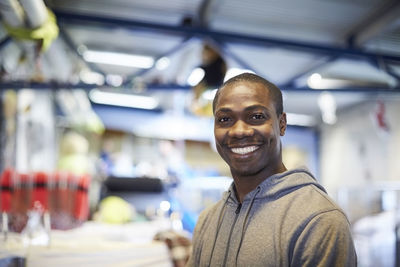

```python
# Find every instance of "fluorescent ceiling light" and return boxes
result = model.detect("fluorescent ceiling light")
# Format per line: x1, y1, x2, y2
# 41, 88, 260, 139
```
307, 73, 358, 89
307, 73, 322, 89
286, 113, 316, 127
83, 50, 154, 69
80, 70, 104, 85
106, 74, 123, 87
89, 89, 159, 110
187, 67, 205, 86
156, 57, 170, 70
318, 92, 337, 124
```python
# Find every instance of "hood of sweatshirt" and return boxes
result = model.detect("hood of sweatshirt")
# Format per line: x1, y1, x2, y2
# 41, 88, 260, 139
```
222, 167, 326, 205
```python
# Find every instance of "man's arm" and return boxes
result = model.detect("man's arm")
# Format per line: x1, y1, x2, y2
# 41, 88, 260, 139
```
291, 209, 357, 267
185, 206, 214, 267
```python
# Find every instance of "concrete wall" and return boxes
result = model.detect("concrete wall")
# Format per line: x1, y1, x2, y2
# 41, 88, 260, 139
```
319, 97, 400, 221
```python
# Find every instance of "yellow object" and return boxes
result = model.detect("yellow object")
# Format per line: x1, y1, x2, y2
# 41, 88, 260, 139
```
85, 112, 106, 135
191, 99, 213, 117
98, 196, 134, 224
57, 131, 90, 175
3, 9, 59, 51
58, 154, 90, 175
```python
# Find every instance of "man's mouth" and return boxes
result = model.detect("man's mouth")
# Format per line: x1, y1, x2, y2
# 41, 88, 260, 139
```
230, 145, 260, 155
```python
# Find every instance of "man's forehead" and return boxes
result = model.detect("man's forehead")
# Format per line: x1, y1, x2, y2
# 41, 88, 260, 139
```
214, 84, 274, 113
218, 81, 270, 101
221, 80, 269, 93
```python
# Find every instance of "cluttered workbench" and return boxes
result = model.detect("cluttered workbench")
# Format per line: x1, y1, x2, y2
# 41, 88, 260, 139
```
0, 220, 173, 267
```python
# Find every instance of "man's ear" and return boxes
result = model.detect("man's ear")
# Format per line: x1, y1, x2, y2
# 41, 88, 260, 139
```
279, 112, 287, 136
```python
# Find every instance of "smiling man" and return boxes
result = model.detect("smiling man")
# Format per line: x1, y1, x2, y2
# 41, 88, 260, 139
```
186, 73, 357, 267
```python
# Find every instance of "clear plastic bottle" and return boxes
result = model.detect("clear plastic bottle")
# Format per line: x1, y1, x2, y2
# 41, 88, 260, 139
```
21, 201, 50, 247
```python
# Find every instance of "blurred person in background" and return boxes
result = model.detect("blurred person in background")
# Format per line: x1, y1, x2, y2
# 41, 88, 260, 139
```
191, 43, 227, 116
187, 73, 357, 266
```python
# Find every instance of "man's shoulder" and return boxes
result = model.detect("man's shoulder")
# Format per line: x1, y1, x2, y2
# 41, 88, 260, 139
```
198, 199, 224, 220
283, 183, 350, 225
194, 198, 227, 230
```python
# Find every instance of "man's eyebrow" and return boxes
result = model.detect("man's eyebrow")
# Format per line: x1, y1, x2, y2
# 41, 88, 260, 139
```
215, 105, 269, 113
244, 105, 268, 112
215, 107, 232, 113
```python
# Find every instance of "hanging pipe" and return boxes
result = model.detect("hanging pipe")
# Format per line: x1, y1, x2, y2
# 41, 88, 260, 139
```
0, 0, 25, 27
19, 0, 48, 28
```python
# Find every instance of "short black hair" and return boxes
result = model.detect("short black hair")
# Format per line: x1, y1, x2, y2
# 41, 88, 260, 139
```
212, 73, 284, 115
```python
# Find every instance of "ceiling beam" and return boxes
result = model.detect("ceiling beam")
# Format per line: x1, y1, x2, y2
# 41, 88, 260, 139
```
198, 0, 219, 27
59, 27, 107, 77
346, 0, 400, 46
123, 36, 195, 86
0, 36, 11, 51
53, 9, 400, 64
211, 38, 257, 71
2, 81, 399, 93
282, 55, 340, 88
0, 81, 97, 90
368, 57, 400, 83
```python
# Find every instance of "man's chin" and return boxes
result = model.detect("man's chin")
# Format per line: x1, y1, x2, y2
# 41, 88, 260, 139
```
230, 166, 261, 177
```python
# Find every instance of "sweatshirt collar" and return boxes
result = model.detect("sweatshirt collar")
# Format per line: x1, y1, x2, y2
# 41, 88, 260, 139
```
223, 167, 324, 204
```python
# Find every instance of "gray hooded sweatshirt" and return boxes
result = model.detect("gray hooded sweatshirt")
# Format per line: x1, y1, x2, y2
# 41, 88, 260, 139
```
186, 168, 357, 267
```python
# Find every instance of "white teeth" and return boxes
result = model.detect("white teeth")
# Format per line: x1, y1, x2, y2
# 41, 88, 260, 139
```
231, 146, 259, 155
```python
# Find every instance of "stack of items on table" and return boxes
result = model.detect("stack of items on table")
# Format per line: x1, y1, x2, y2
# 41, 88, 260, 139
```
0, 168, 90, 232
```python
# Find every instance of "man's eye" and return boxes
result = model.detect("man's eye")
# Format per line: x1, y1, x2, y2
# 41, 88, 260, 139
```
251, 114, 265, 120
218, 117, 230, 123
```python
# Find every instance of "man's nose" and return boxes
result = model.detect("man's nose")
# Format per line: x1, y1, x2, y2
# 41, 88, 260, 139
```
228, 120, 253, 138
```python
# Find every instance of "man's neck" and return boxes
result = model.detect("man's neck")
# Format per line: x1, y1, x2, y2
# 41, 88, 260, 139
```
232, 163, 287, 203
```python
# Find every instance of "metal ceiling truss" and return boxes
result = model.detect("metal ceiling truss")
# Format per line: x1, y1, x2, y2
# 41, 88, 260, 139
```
215, 41, 258, 72
0, 81, 97, 90
0, 36, 11, 50
198, 0, 219, 27
345, 0, 400, 47
58, 27, 107, 77
53, 9, 400, 64
52, 9, 400, 92
122, 36, 195, 86
2, 8, 400, 91
280, 0, 400, 89
367, 57, 400, 82
2, 80, 399, 95
281, 55, 340, 88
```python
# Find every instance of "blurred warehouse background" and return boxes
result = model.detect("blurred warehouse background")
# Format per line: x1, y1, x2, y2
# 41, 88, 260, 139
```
1, 0, 400, 266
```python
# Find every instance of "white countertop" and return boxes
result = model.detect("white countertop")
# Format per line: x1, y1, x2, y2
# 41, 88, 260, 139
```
0, 220, 173, 267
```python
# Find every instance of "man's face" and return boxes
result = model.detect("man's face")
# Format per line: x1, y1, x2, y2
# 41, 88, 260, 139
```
213, 81, 286, 177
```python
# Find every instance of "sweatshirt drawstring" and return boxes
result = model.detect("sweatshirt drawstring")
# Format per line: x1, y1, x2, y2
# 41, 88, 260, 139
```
207, 190, 232, 266
235, 186, 261, 266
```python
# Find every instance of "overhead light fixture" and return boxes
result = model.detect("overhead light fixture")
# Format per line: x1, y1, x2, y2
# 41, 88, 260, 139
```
286, 113, 316, 127
80, 70, 105, 85
307, 73, 322, 89
155, 57, 170, 70
106, 74, 123, 87
89, 89, 159, 110
318, 92, 337, 124
187, 67, 205, 86
308, 73, 368, 89
83, 50, 154, 69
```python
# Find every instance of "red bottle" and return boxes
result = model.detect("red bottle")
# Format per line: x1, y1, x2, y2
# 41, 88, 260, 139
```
0, 168, 12, 214
74, 174, 90, 224
32, 172, 48, 211
1, 168, 12, 236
